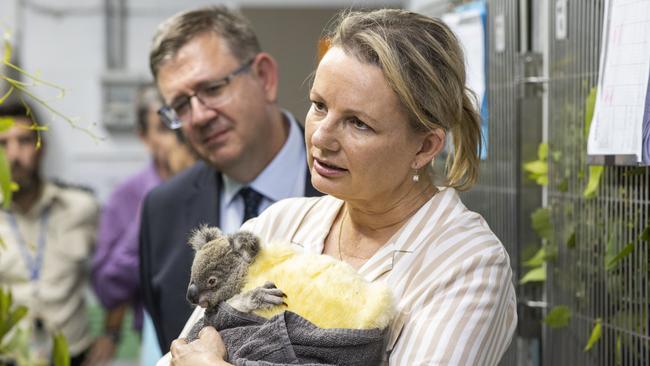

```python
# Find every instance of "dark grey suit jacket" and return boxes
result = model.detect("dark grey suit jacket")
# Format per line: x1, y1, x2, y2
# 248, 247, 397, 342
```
139, 161, 320, 352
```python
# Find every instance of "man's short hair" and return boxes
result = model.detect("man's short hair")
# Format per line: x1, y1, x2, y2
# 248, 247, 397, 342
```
0, 100, 40, 123
149, 5, 261, 79
0, 99, 43, 144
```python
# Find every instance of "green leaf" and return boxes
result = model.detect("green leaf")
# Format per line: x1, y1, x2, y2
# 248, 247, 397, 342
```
545, 243, 558, 261
551, 150, 562, 162
566, 230, 576, 248
0, 325, 30, 359
0, 289, 8, 326
0, 117, 15, 132
536, 174, 549, 186
584, 319, 602, 351
523, 246, 546, 267
606, 242, 634, 271
537, 143, 549, 160
0, 147, 12, 209
520, 265, 546, 284
52, 332, 70, 366
583, 165, 604, 198
641, 225, 650, 242
523, 160, 548, 175
531, 207, 553, 241
584, 87, 597, 139
544, 305, 572, 328
0, 304, 27, 344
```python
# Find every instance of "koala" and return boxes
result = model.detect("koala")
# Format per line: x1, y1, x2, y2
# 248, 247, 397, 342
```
185, 225, 285, 341
184, 225, 395, 343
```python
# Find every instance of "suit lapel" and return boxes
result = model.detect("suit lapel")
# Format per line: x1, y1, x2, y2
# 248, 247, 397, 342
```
183, 163, 221, 232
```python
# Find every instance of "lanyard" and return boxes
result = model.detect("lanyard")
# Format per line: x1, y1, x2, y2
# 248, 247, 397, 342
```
6, 206, 51, 282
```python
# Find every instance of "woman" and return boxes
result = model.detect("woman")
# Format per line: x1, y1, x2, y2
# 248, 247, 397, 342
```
169, 8, 517, 365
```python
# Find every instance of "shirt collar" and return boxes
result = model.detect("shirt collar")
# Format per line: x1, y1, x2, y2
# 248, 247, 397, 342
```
222, 110, 305, 205
7, 181, 59, 219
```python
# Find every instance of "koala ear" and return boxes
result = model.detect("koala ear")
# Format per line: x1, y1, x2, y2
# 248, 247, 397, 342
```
228, 231, 260, 263
188, 224, 223, 251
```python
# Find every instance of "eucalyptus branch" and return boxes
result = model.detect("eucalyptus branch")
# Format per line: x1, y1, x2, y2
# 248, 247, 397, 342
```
4, 61, 66, 97
5, 78, 104, 143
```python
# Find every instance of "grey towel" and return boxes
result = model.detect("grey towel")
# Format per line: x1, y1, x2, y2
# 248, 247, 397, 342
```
188, 302, 387, 366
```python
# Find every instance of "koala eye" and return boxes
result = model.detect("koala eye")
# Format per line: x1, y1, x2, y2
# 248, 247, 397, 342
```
208, 277, 217, 287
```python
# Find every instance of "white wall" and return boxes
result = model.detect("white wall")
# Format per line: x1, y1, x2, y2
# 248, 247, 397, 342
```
0, 0, 402, 202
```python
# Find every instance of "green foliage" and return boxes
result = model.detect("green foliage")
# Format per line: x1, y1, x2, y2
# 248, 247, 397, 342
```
583, 165, 604, 198
519, 264, 546, 284
584, 319, 602, 351
3, 37, 11, 63
1, 33, 73, 366
523, 246, 546, 268
0, 287, 71, 365
642, 224, 650, 242
544, 305, 571, 328
0, 288, 28, 346
531, 207, 553, 242
584, 87, 597, 138
606, 242, 634, 271
523, 143, 549, 186
605, 225, 649, 271
2, 31, 102, 143
0, 326, 29, 359
52, 333, 70, 366
566, 230, 576, 248
0, 117, 15, 131
0, 147, 13, 209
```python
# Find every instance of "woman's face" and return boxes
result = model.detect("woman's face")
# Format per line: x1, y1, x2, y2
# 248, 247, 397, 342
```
305, 47, 428, 204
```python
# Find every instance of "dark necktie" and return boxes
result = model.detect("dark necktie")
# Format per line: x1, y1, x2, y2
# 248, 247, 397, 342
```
239, 187, 264, 223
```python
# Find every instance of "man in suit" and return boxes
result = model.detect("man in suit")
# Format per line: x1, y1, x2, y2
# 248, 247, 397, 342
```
139, 5, 320, 354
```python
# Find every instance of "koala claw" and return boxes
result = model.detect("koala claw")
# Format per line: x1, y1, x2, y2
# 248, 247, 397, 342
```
227, 281, 286, 313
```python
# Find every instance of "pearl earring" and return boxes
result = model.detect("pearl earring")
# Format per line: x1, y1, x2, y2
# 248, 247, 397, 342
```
412, 169, 420, 182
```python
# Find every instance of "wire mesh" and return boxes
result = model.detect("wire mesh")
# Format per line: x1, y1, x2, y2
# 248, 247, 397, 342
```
463, 0, 649, 365
545, 0, 649, 365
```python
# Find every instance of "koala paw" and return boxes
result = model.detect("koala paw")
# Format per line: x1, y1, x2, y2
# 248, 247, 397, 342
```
227, 281, 286, 313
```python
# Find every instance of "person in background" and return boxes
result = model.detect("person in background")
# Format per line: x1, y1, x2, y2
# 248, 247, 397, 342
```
0, 100, 99, 366
87, 85, 196, 365
168, 8, 517, 366
139, 5, 320, 354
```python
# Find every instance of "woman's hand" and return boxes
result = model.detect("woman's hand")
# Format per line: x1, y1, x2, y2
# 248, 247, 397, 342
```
170, 327, 231, 366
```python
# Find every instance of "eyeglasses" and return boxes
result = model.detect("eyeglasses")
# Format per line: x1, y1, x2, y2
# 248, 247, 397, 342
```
158, 58, 255, 129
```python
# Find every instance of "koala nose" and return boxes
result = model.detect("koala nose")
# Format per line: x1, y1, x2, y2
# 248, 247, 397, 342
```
187, 283, 199, 304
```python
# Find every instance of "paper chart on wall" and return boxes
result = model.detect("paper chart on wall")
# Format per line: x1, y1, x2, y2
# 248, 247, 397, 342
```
587, 0, 650, 165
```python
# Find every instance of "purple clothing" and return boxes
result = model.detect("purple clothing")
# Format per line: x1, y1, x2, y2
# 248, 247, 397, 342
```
91, 162, 162, 330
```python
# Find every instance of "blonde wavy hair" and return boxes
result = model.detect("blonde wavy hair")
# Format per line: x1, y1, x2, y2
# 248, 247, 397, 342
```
328, 9, 482, 191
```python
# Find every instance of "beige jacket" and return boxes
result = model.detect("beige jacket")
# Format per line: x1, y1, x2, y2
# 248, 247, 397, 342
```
0, 181, 99, 356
